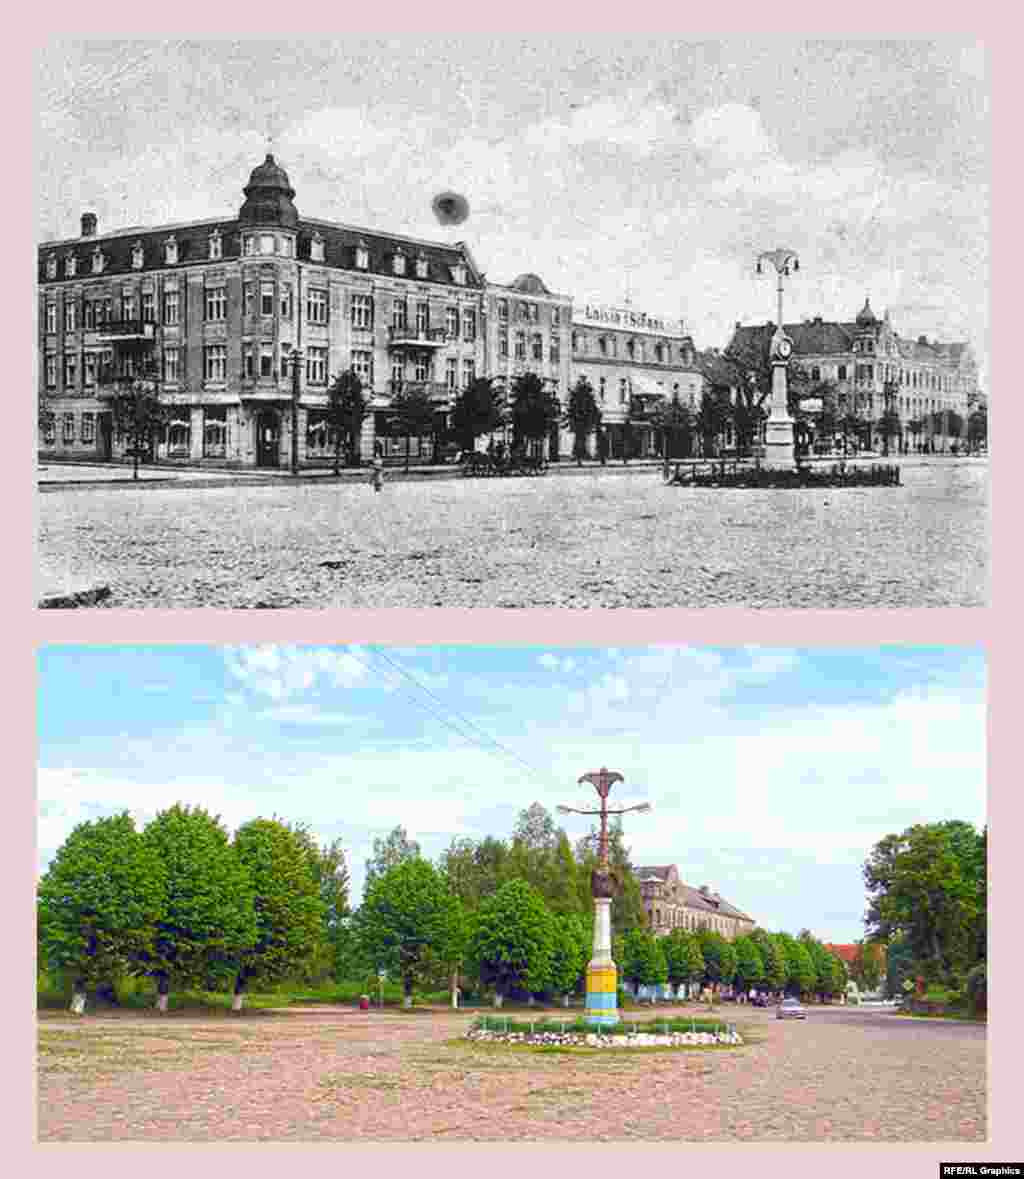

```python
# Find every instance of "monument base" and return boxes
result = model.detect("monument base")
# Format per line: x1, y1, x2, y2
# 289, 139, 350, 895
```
761, 416, 796, 470
584, 962, 619, 1026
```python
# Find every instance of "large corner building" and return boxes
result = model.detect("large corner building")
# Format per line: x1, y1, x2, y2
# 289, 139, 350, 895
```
37, 155, 576, 467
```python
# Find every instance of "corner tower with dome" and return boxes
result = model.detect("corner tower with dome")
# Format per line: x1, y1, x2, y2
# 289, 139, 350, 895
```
39, 153, 560, 468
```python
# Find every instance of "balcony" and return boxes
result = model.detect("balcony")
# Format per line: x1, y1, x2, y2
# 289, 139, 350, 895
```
389, 380, 451, 403
96, 319, 156, 343
387, 326, 448, 349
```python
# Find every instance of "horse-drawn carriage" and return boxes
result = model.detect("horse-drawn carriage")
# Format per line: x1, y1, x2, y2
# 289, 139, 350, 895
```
459, 450, 548, 478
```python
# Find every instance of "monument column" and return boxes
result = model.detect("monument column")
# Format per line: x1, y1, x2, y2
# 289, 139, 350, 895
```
558, 767, 651, 1029
755, 248, 800, 470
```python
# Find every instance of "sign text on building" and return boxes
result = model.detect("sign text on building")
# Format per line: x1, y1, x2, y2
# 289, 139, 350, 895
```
576, 304, 683, 337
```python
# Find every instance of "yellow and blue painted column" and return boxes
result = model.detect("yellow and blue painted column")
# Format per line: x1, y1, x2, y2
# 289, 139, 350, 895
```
584, 896, 619, 1026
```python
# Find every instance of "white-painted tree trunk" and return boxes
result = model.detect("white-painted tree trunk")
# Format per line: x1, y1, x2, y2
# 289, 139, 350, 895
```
70, 988, 86, 1015
527, 994, 535, 1007
562, 994, 570, 1008
403, 994, 412, 1009
232, 992, 244, 1011
493, 992, 504, 1008
156, 993, 168, 1012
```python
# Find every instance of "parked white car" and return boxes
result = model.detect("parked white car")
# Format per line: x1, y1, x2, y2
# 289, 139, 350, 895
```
776, 997, 807, 1020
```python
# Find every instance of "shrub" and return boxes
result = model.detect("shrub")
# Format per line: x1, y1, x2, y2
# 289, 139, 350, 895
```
966, 963, 987, 1015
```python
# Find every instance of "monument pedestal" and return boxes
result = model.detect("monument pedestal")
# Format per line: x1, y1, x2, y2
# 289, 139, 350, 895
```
761, 360, 796, 471
584, 896, 619, 1026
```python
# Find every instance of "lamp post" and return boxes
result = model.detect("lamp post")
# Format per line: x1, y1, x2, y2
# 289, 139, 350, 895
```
755, 248, 800, 470
557, 768, 651, 1028
288, 347, 303, 476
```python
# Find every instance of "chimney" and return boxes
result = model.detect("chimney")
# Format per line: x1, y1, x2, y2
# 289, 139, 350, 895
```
81, 212, 97, 238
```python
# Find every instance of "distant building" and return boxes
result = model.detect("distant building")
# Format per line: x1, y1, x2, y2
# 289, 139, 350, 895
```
726, 299, 979, 451
570, 305, 703, 459
634, 864, 756, 939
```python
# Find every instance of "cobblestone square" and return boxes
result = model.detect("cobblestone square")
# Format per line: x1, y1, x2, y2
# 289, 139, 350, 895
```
37, 1005, 986, 1141
37, 460, 987, 608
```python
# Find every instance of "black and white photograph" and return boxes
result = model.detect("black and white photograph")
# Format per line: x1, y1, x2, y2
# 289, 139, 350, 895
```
36, 39, 989, 607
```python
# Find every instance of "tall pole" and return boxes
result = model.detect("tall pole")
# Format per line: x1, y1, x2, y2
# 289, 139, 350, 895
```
290, 349, 302, 477
756, 248, 800, 470
558, 769, 651, 1028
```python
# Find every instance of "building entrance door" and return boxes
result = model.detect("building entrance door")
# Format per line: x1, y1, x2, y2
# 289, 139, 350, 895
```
98, 413, 113, 461
255, 411, 280, 467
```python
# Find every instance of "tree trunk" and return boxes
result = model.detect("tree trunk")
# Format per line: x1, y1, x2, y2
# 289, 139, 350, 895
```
493, 991, 504, 1008
233, 973, 246, 1011
562, 993, 570, 1008
450, 969, 460, 1010
155, 973, 169, 1012
405, 433, 410, 472
70, 979, 87, 1015
403, 975, 413, 1009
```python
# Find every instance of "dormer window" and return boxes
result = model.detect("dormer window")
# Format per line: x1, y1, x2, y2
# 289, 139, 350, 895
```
164, 235, 178, 265
415, 253, 428, 279
310, 233, 325, 263
452, 262, 466, 286
131, 242, 144, 270
281, 236, 293, 258
208, 229, 222, 260
45, 255, 57, 279
393, 249, 406, 276
65, 254, 76, 278
259, 233, 275, 256
355, 241, 369, 270
91, 246, 105, 274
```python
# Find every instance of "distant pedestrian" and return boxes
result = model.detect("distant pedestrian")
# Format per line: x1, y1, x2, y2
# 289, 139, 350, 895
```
371, 454, 384, 492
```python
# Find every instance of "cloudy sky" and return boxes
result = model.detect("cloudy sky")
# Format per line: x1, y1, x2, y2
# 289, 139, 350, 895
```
37, 644, 986, 943
36, 39, 988, 379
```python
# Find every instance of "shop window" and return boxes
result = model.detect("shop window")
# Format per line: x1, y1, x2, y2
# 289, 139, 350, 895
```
203, 407, 227, 457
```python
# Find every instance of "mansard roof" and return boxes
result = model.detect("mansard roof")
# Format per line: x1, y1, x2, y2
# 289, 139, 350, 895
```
38, 215, 483, 290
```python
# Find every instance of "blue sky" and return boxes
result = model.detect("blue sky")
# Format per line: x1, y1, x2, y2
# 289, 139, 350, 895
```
37, 40, 988, 382
37, 645, 986, 943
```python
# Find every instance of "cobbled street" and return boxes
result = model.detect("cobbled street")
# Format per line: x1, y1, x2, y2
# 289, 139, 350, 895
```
38, 460, 987, 608
37, 1005, 986, 1142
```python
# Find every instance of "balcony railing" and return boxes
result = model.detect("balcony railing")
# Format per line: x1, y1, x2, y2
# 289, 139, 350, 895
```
387, 326, 448, 348
96, 319, 156, 343
389, 380, 451, 402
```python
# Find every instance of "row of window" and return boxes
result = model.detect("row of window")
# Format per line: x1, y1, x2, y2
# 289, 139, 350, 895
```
495, 299, 561, 325
648, 905, 739, 935
45, 288, 489, 337
496, 330, 563, 364
573, 332, 693, 365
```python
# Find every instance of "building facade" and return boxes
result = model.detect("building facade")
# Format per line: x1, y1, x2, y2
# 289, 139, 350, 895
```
570, 304, 703, 459
727, 299, 979, 451
635, 864, 756, 940
38, 155, 496, 467
484, 274, 574, 456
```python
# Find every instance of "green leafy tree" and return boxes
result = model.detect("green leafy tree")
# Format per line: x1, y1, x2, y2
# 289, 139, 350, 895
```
287, 824, 351, 982
731, 935, 765, 994
563, 376, 602, 465
509, 371, 560, 455
228, 819, 326, 1007
450, 376, 504, 452
548, 913, 590, 1004
850, 940, 884, 991
750, 928, 787, 992
325, 369, 367, 471
390, 383, 436, 469
617, 928, 667, 995
864, 821, 985, 984
790, 941, 817, 997
356, 857, 463, 1006
697, 929, 736, 991
662, 929, 705, 997
696, 389, 732, 457
468, 878, 555, 1005
99, 375, 170, 481
37, 813, 167, 1012
140, 805, 258, 1007
365, 824, 421, 889
884, 936, 916, 999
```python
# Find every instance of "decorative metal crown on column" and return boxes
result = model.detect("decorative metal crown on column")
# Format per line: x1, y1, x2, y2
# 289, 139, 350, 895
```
557, 768, 651, 898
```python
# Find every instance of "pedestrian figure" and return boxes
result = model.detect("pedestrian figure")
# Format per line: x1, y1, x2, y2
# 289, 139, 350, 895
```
372, 454, 384, 493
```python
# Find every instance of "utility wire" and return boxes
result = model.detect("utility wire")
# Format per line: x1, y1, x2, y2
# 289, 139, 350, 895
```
343, 645, 560, 794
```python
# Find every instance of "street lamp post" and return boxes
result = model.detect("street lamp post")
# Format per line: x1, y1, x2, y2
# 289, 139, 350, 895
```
557, 768, 651, 1028
288, 348, 303, 477
755, 248, 800, 470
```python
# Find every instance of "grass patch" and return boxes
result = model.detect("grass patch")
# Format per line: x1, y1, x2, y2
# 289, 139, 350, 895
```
470, 1015, 734, 1036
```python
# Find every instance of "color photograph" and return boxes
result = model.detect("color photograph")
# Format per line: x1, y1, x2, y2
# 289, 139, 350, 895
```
36, 644, 987, 1141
